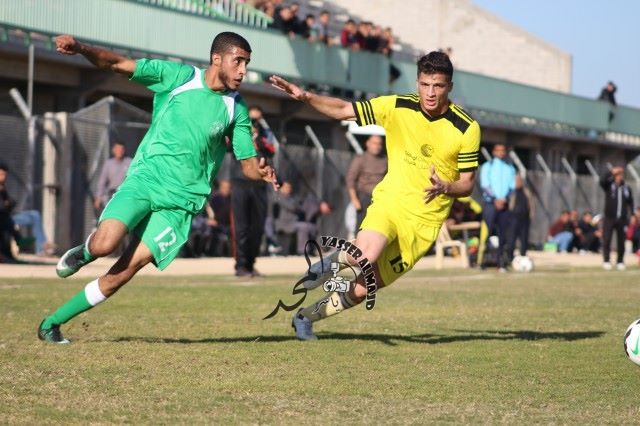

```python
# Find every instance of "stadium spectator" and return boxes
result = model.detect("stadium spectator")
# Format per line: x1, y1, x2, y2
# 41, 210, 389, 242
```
346, 134, 387, 229
600, 166, 634, 270
184, 180, 232, 258
270, 5, 297, 37
576, 211, 601, 253
479, 143, 516, 270
568, 209, 581, 252
231, 106, 276, 277
446, 196, 482, 228
508, 174, 533, 257
289, 2, 302, 33
0, 163, 54, 257
94, 141, 132, 213
378, 27, 402, 83
317, 10, 332, 45
598, 81, 617, 122
299, 14, 318, 41
39, 33, 278, 344
548, 210, 574, 253
273, 181, 311, 255
0, 164, 18, 262
629, 207, 640, 253
204, 179, 233, 257
340, 19, 359, 50
270, 51, 480, 340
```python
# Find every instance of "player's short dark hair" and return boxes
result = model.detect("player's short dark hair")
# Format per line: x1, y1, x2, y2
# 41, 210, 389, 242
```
210, 32, 252, 64
0, 162, 7, 172
417, 51, 453, 81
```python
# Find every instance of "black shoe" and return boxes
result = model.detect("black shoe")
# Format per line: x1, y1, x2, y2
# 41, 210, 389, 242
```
251, 268, 265, 278
235, 267, 252, 278
38, 319, 70, 344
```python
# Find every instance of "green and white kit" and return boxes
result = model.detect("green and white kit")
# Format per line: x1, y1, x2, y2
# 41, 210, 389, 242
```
101, 59, 256, 269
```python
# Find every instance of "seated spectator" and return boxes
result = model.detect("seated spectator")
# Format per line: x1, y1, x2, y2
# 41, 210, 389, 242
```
208, 179, 232, 256
0, 163, 54, 257
445, 197, 482, 228
0, 167, 17, 262
568, 209, 580, 252
576, 211, 601, 253
548, 210, 574, 253
273, 181, 330, 255
184, 180, 232, 257
629, 207, 640, 253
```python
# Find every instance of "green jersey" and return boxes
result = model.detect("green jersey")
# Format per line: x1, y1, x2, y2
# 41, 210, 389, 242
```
128, 59, 256, 213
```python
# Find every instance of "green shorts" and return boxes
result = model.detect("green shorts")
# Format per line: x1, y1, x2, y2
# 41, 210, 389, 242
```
100, 178, 193, 270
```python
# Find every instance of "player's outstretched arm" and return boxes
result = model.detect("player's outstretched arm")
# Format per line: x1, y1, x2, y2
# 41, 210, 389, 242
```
269, 75, 355, 121
424, 166, 476, 204
240, 157, 280, 191
55, 35, 136, 76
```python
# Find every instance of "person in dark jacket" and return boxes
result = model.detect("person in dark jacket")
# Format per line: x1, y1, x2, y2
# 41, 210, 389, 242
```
509, 174, 533, 257
600, 166, 634, 270
231, 107, 276, 277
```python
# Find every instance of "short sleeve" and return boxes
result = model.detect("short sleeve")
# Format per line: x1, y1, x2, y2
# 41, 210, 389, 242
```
457, 121, 481, 172
351, 95, 396, 128
229, 97, 257, 161
130, 59, 195, 93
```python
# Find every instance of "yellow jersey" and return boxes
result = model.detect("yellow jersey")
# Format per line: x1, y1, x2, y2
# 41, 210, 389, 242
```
352, 95, 481, 226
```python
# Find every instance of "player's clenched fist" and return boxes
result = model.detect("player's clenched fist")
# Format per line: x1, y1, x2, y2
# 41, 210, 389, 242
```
55, 35, 81, 55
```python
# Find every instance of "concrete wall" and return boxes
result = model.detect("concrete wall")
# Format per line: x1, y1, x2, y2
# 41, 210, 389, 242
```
337, 0, 572, 93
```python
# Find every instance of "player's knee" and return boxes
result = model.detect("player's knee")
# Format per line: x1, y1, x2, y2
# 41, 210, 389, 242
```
88, 232, 119, 257
350, 283, 368, 301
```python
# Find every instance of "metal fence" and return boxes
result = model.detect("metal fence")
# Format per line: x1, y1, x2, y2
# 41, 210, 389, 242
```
3, 95, 638, 254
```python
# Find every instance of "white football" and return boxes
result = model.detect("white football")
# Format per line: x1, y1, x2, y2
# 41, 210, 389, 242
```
624, 319, 640, 366
512, 255, 534, 272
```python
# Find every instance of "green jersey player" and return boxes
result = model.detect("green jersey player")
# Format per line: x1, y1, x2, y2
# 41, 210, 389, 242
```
38, 32, 278, 344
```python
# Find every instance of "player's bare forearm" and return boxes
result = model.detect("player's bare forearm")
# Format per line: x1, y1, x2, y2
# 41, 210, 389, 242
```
304, 92, 355, 120
443, 176, 475, 198
240, 157, 280, 190
269, 75, 355, 120
55, 35, 135, 75
424, 168, 476, 203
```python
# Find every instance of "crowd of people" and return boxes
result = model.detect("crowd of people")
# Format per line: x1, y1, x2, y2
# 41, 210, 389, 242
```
253, 0, 397, 58
474, 143, 637, 272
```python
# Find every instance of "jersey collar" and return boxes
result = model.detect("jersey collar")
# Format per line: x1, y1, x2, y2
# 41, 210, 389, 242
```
420, 102, 452, 122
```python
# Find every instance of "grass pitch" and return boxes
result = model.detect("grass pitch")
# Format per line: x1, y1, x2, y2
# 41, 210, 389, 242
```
2, 266, 640, 424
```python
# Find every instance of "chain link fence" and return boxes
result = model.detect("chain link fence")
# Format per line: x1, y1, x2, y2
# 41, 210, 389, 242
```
3, 95, 638, 254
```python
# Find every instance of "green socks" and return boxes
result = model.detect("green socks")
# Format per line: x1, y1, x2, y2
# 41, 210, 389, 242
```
43, 280, 106, 328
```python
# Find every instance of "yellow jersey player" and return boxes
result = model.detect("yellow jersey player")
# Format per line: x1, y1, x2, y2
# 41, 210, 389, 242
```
270, 51, 481, 340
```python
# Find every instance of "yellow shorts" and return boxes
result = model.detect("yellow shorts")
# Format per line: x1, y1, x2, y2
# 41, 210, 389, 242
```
360, 200, 440, 287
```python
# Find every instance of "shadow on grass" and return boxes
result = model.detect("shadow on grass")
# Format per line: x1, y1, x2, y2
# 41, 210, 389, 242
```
111, 329, 604, 346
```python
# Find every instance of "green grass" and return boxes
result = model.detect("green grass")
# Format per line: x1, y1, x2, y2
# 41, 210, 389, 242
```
2, 267, 640, 424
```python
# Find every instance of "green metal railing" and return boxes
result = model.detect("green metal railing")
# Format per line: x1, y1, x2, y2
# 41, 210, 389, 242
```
129, 0, 273, 28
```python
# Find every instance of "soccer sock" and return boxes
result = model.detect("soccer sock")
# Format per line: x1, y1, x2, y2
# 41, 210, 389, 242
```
83, 233, 96, 262
43, 279, 107, 328
299, 291, 359, 322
